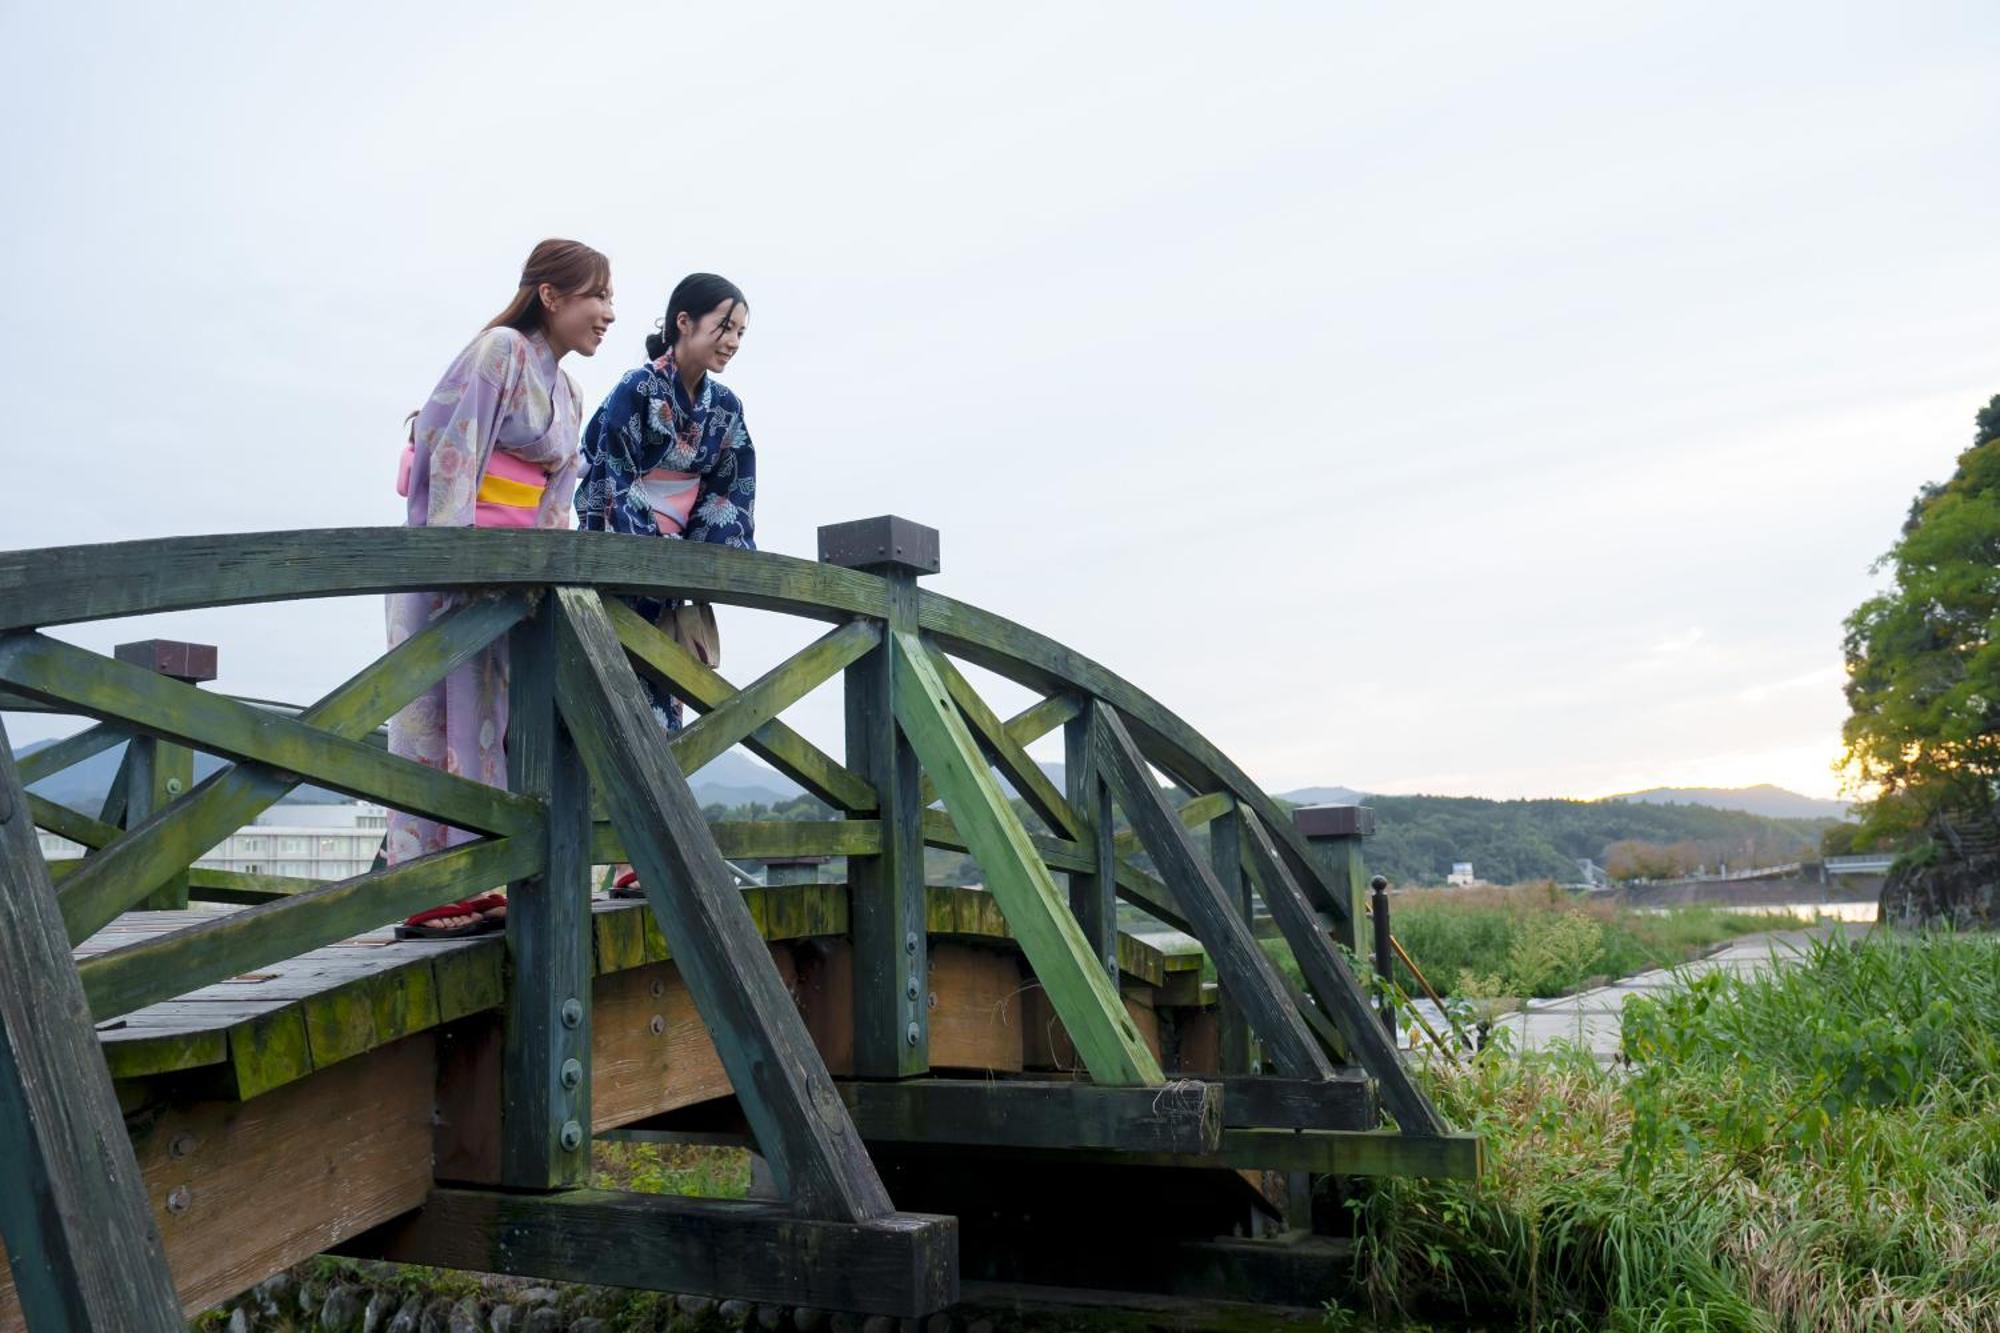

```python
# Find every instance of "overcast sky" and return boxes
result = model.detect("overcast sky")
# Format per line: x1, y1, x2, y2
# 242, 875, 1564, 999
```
4, 2, 1995, 801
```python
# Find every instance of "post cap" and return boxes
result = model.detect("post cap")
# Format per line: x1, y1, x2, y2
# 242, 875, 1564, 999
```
115, 639, 217, 683
816, 516, 941, 576
1293, 804, 1375, 840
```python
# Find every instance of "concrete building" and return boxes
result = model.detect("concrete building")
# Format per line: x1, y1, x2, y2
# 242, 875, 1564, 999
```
38, 802, 388, 880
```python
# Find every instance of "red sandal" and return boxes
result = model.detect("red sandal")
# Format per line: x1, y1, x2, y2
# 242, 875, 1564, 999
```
609, 869, 645, 901
395, 891, 508, 940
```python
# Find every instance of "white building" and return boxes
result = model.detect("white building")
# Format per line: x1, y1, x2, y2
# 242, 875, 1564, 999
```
1446, 861, 1477, 887
38, 802, 388, 881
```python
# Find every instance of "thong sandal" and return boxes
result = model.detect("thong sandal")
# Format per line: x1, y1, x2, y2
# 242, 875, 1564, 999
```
396, 891, 508, 940
608, 869, 645, 901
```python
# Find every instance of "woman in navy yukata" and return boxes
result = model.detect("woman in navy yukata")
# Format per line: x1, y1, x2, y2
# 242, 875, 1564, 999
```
573, 273, 755, 894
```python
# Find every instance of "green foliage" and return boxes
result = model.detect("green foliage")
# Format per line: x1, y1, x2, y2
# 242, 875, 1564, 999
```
1843, 393, 2000, 842
1354, 793, 1830, 886
591, 1140, 751, 1199
699, 793, 835, 823
1390, 884, 1799, 999
1346, 931, 2000, 1331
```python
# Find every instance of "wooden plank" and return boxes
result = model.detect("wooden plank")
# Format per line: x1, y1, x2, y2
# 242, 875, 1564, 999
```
0, 720, 183, 1330
592, 818, 882, 865
1238, 809, 1445, 1135
25, 792, 115, 850
55, 595, 530, 943
1216, 1074, 1377, 1130
1094, 708, 1333, 1083
673, 620, 879, 776
1211, 808, 1254, 1076
1063, 699, 1117, 978
552, 585, 893, 1222
0, 630, 540, 840
15, 722, 125, 785
913, 592, 1353, 925
890, 632, 1161, 1088
0, 528, 891, 633
342, 1187, 958, 1318
839, 1078, 1221, 1153
0, 1031, 437, 1328
917, 693, 1079, 809
928, 650, 1081, 841
182, 866, 318, 903
606, 596, 878, 813
502, 604, 594, 1189
76, 836, 538, 1020
1112, 790, 1234, 858
844, 569, 927, 1078
130, 735, 194, 911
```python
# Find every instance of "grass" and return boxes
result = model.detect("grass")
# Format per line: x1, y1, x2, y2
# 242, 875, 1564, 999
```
591, 1139, 753, 1199
1382, 883, 1807, 1001
1329, 929, 2000, 1331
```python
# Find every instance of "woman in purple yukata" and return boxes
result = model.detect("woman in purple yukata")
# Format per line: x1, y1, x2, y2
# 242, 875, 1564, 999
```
573, 273, 755, 894
387, 239, 615, 938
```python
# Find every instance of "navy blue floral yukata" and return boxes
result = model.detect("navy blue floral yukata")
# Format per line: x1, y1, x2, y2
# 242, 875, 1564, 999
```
575, 351, 756, 730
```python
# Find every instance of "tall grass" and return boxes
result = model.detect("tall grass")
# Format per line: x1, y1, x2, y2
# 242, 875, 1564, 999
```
1335, 931, 2000, 1331
1387, 884, 1804, 1000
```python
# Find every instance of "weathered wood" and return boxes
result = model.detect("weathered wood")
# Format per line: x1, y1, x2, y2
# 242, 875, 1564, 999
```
76, 837, 538, 1020
343, 1187, 958, 1317
0, 630, 540, 840
917, 692, 1081, 809
55, 595, 531, 943
125, 736, 194, 911
1112, 789, 1235, 858
911, 592, 1350, 917
1004, 1129, 1481, 1179
1094, 708, 1332, 1083
502, 604, 594, 1190
15, 722, 125, 786
26, 792, 115, 851
1216, 1074, 1377, 1130
1210, 808, 1254, 1076
1238, 809, 1445, 1135
844, 581, 927, 1078
890, 631, 1161, 1088
839, 1078, 1221, 1153
606, 596, 878, 813
674, 620, 880, 776
0, 720, 183, 1330
1063, 699, 1117, 977
552, 585, 893, 1221
928, 650, 1081, 841
591, 818, 882, 866
0, 528, 891, 632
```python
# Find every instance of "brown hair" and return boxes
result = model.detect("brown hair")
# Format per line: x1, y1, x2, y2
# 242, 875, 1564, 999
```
485, 239, 611, 335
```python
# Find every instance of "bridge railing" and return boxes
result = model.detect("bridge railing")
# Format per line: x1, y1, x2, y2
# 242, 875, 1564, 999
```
0, 518, 1450, 1327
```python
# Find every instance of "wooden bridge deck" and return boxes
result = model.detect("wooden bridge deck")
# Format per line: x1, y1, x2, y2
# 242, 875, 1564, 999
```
3, 885, 1219, 1328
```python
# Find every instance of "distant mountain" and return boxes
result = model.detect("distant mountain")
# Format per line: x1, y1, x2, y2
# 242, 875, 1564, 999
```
1277, 785, 1367, 808
689, 750, 805, 809
1605, 784, 1850, 821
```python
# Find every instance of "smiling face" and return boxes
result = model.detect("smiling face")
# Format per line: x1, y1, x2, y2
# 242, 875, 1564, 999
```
673, 298, 748, 377
541, 277, 616, 358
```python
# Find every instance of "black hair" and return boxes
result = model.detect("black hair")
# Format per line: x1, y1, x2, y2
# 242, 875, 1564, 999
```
645, 272, 748, 360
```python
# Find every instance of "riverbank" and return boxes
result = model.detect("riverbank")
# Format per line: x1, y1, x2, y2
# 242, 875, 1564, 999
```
1337, 928, 2000, 1331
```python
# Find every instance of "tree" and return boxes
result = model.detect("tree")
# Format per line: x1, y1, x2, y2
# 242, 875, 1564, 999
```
1842, 394, 2000, 845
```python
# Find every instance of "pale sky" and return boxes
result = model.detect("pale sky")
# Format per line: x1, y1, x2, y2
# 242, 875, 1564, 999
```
4, 2, 1996, 801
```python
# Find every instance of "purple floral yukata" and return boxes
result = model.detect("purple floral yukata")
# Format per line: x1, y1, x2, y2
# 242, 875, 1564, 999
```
384, 328, 580, 866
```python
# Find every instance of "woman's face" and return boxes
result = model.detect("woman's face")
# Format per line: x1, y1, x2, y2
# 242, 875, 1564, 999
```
543, 278, 615, 357
675, 299, 748, 377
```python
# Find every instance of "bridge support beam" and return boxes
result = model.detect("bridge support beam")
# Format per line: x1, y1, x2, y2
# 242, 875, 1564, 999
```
344, 1189, 958, 1319
0, 720, 184, 1331
823, 516, 936, 1079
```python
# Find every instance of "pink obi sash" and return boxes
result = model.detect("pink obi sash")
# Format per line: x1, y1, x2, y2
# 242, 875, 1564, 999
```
631, 467, 701, 535
397, 446, 548, 528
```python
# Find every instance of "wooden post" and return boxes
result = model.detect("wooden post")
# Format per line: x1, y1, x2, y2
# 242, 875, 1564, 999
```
116, 639, 215, 912
1211, 807, 1258, 1075
1371, 875, 1395, 1040
1064, 700, 1118, 980
502, 601, 594, 1189
821, 517, 938, 1080
0, 718, 185, 1330
1292, 805, 1374, 958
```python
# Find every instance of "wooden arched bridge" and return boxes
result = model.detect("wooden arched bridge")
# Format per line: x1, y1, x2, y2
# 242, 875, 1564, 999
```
0, 519, 1480, 1328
